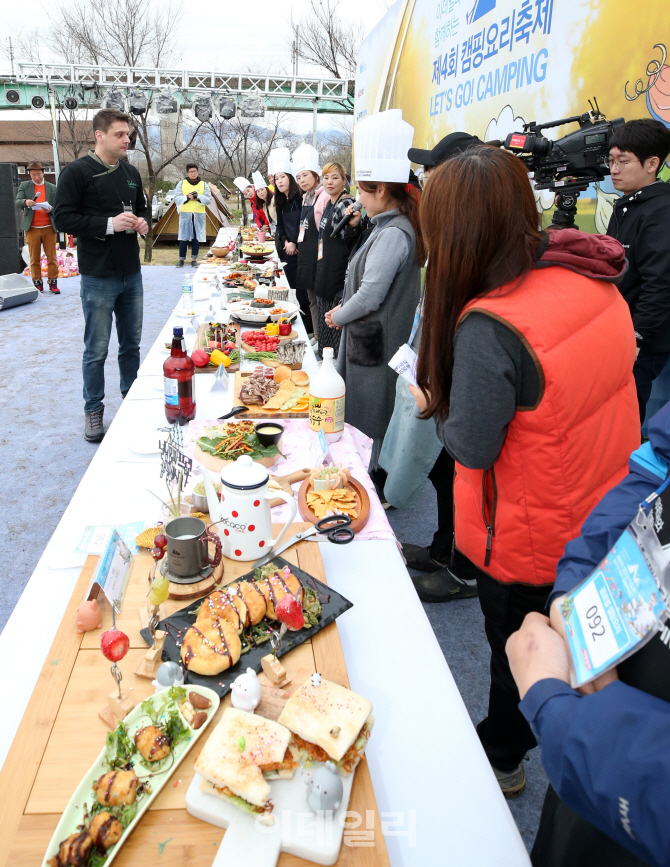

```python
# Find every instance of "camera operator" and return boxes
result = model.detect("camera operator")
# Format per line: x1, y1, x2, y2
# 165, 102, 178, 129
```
507, 399, 670, 867
606, 119, 670, 422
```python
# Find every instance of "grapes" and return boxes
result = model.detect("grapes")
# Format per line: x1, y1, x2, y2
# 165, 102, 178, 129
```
149, 574, 170, 605
154, 533, 168, 549
152, 546, 165, 561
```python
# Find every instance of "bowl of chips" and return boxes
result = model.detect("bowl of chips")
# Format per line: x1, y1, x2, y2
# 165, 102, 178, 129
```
297, 476, 371, 533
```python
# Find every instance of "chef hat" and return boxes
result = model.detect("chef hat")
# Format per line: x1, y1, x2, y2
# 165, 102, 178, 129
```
291, 143, 321, 177
233, 176, 252, 194
267, 147, 293, 177
354, 109, 414, 183
251, 170, 267, 190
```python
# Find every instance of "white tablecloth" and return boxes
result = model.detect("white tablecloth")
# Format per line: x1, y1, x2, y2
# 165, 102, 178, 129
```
0, 274, 530, 866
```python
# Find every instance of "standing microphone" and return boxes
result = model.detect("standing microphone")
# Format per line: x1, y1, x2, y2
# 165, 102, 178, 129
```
331, 201, 362, 238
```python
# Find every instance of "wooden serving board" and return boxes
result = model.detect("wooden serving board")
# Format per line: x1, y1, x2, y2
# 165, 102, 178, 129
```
233, 371, 310, 418
298, 477, 371, 534
0, 527, 389, 867
240, 329, 298, 354
194, 322, 240, 374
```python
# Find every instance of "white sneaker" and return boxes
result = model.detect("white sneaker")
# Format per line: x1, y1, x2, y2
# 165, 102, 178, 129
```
310, 337, 318, 347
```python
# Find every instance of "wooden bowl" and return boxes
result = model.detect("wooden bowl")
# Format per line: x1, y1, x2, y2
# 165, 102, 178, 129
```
211, 246, 229, 258
297, 476, 371, 534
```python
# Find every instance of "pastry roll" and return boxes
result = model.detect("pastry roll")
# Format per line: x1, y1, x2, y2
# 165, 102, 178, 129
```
226, 580, 268, 626
197, 590, 247, 634
259, 569, 303, 620
181, 617, 242, 675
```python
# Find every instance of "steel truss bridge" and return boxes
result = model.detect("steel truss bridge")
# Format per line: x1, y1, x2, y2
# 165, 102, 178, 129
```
0, 62, 354, 115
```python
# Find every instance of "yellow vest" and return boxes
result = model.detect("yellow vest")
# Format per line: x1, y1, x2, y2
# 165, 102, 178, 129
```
180, 179, 206, 212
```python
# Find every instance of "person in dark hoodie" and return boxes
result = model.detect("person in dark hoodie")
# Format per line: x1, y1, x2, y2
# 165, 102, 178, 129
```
409, 146, 641, 799
606, 119, 670, 422
507, 399, 670, 867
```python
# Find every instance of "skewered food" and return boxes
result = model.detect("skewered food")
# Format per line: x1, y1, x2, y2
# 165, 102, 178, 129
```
258, 565, 304, 620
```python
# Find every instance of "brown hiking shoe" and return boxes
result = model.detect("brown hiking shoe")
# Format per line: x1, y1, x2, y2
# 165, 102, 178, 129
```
84, 408, 105, 442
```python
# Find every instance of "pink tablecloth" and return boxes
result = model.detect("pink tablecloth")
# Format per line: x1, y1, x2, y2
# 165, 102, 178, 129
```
185, 418, 396, 542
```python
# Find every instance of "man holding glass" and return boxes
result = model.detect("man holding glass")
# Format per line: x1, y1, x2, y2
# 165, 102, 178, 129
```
606, 119, 670, 421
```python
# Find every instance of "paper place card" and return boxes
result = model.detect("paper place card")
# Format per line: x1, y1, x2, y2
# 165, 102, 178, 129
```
388, 343, 418, 387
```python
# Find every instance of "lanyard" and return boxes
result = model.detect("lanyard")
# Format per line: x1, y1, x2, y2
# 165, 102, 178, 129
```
319, 194, 345, 241
349, 215, 394, 264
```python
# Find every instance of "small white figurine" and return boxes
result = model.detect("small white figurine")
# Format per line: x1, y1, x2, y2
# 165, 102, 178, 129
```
311, 672, 322, 688
231, 667, 262, 712
306, 761, 343, 813
153, 661, 185, 691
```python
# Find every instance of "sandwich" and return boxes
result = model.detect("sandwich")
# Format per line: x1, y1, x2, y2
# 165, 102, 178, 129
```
278, 678, 374, 776
194, 707, 298, 824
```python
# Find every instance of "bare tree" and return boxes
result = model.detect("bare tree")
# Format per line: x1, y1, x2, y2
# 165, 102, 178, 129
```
288, 0, 364, 80
34, 0, 207, 261
196, 114, 298, 223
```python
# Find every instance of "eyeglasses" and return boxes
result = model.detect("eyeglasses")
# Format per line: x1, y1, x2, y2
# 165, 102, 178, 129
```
607, 157, 640, 170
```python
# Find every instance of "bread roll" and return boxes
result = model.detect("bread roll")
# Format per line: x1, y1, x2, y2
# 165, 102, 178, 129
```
197, 590, 247, 634
259, 569, 303, 619
273, 365, 292, 383
226, 580, 267, 626
181, 617, 242, 675
291, 370, 309, 387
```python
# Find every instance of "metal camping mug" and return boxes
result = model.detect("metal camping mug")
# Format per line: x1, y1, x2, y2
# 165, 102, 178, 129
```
165, 516, 222, 577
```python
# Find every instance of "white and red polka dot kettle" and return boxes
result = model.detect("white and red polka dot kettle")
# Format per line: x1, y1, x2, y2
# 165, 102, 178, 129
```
218, 455, 297, 561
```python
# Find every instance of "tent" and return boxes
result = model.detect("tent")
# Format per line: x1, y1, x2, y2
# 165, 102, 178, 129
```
152, 184, 232, 244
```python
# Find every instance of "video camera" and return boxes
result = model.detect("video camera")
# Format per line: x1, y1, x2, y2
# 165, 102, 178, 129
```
503, 100, 625, 228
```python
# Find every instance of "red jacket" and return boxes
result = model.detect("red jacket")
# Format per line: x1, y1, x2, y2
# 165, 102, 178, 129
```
250, 196, 269, 230
453, 230, 641, 586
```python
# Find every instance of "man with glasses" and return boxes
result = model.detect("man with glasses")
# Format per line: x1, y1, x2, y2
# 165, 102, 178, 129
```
606, 119, 670, 422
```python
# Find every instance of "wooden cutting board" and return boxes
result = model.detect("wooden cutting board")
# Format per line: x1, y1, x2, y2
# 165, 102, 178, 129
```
193, 321, 240, 374
233, 371, 310, 418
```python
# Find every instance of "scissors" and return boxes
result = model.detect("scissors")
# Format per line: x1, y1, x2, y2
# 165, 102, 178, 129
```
253, 514, 354, 567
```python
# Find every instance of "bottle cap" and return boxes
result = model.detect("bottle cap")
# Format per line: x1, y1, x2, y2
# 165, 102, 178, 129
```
322, 347, 334, 358
173, 327, 184, 337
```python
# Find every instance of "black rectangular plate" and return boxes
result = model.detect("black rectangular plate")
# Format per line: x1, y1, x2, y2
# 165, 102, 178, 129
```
140, 556, 353, 697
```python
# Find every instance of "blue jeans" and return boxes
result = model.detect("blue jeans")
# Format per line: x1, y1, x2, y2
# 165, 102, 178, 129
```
179, 238, 200, 259
80, 270, 143, 413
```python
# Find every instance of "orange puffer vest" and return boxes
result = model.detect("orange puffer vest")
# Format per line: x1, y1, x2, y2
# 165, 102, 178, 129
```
453, 265, 640, 586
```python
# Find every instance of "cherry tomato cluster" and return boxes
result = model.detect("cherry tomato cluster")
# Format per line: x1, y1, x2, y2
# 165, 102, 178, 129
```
242, 330, 280, 352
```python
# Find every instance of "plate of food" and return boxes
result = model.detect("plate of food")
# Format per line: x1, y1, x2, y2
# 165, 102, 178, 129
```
230, 301, 299, 325
240, 244, 275, 257
185, 679, 374, 864
298, 464, 371, 533
237, 367, 310, 415
140, 558, 353, 698
42, 685, 219, 867
194, 419, 284, 473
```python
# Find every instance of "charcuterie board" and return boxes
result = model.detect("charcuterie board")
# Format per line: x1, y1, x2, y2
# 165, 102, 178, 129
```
233, 372, 310, 418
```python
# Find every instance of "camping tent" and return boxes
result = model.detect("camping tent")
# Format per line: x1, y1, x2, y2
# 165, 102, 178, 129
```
152, 183, 232, 244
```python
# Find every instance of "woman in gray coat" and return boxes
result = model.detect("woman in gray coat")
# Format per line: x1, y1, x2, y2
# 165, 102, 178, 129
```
325, 181, 425, 478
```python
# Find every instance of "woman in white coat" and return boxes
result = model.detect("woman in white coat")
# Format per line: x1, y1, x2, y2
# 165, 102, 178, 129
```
174, 162, 212, 267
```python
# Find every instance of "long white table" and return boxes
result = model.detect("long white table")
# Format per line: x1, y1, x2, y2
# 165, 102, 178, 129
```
0, 270, 531, 866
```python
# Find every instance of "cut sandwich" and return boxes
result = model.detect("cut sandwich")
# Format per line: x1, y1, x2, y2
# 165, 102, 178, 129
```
194, 707, 296, 824
278, 678, 374, 776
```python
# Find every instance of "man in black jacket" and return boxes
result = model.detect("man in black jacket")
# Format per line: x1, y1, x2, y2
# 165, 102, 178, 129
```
606, 119, 670, 422
54, 109, 148, 442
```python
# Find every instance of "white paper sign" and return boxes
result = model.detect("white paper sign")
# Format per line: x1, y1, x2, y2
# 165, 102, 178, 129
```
86, 530, 134, 612
388, 343, 418, 387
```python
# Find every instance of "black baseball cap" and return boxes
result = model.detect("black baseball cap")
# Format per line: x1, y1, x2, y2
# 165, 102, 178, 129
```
408, 132, 482, 167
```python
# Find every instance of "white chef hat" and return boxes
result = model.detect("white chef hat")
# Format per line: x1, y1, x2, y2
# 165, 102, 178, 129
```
251, 170, 267, 190
354, 109, 414, 183
233, 176, 252, 193
291, 143, 321, 177
267, 147, 293, 177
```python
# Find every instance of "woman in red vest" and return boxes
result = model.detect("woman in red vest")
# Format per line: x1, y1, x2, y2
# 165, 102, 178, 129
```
410, 146, 640, 798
